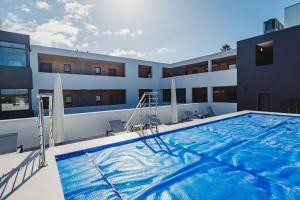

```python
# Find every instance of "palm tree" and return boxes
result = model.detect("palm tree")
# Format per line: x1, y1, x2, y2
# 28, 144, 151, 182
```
220, 44, 231, 52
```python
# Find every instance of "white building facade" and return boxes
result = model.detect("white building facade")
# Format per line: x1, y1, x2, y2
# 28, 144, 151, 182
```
30, 45, 237, 116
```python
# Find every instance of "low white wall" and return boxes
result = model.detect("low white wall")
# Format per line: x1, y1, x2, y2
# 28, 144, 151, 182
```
0, 103, 236, 150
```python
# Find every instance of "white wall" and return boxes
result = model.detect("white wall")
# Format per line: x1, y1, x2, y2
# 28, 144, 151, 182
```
30, 46, 237, 116
30, 45, 168, 115
285, 3, 300, 28
159, 49, 237, 112
0, 103, 236, 150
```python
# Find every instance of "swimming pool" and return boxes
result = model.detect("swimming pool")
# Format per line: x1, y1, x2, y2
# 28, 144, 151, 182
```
56, 113, 300, 199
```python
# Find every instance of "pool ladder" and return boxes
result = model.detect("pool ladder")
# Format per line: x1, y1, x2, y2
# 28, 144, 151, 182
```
125, 92, 159, 133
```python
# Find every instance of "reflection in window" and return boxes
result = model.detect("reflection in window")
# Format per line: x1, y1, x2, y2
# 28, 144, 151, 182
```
95, 67, 101, 75
256, 41, 273, 66
213, 86, 237, 103
0, 41, 27, 67
162, 88, 186, 104
39, 62, 53, 72
96, 95, 101, 102
0, 89, 29, 111
138, 65, 152, 78
192, 87, 207, 103
109, 68, 117, 76
64, 64, 72, 73
65, 96, 73, 104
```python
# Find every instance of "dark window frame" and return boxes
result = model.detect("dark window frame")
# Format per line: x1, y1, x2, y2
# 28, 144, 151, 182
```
0, 89, 30, 112
162, 88, 186, 104
213, 86, 237, 103
0, 41, 28, 68
95, 67, 101, 75
109, 68, 117, 76
256, 41, 273, 66
138, 65, 152, 78
192, 87, 208, 103
64, 64, 72, 73
65, 96, 73, 104
39, 62, 53, 72
95, 95, 101, 102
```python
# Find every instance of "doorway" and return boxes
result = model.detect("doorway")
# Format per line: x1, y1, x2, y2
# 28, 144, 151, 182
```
258, 93, 272, 111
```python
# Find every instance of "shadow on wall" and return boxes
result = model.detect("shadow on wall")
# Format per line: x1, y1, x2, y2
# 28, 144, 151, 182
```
0, 151, 42, 200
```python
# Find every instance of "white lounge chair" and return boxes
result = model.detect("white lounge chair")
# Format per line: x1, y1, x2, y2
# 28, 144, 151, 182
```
106, 120, 126, 136
182, 111, 204, 122
206, 106, 215, 117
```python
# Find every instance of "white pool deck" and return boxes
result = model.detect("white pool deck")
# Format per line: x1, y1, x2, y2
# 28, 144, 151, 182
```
0, 110, 296, 200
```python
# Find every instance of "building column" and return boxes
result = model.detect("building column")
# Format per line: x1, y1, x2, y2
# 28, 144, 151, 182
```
207, 86, 213, 104
186, 87, 192, 103
208, 60, 212, 72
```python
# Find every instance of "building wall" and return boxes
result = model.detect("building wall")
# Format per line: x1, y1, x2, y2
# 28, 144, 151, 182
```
0, 31, 33, 119
237, 25, 300, 113
38, 53, 125, 76
30, 45, 167, 115
285, 3, 300, 28
160, 49, 237, 112
30, 46, 237, 116
0, 103, 205, 149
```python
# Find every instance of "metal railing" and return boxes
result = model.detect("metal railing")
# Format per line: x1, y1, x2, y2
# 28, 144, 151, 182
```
37, 93, 53, 167
125, 92, 158, 132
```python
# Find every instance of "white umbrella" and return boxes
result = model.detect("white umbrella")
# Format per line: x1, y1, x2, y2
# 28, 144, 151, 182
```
53, 73, 64, 144
171, 78, 178, 124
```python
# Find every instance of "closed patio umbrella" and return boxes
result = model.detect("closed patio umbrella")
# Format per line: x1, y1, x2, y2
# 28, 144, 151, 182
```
171, 78, 178, 124
53, 73, 64, 145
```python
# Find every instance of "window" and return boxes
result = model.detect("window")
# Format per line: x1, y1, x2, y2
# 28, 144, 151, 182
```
162, 67, 172, 78
138, 65, 152, 78
162, 88, 186, 104
192, 69, 198, 74
0, 89, 29, 111
0, 41, 27, 67
95, 95, 101, 102
192, 88, 207, 103
39, 62, 52, 72
256, 41, 273, 66
109, 68, 117, 76
65, 96, 73, 104
258, 93, 272, 111
213, 86, 237, 103
95, 67, 101, 75
64, 64, 71, 73
109, 95, 118, 105
139, 89, 152, 100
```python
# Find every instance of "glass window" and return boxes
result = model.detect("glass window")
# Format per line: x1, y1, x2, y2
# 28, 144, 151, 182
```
162, 88, 186, 104
95, 67, 101, 75
192, 87, 207, 102
0, 41, 27, 67
109, 68, 117, 76
64, 64, 71, 73
138, 65, 152, 78
213, 86, 237, 103
0, 89, 29, 111
256, 41, 273, 66
65, 96, 73, 104
39, 62, 53, 72
96, 95, 101, 102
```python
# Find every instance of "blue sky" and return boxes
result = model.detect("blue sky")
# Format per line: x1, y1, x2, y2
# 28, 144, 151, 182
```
0, 0, 299, 63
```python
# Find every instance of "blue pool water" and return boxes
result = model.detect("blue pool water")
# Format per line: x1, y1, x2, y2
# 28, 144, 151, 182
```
56, 113, 300, 199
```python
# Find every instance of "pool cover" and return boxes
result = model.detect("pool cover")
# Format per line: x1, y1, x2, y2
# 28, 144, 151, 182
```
56, 113, 300, 199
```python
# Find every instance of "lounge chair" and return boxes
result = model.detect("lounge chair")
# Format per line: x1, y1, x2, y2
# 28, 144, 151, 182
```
106, 120, 126, 136
206, 106, 215, 117
182, 111, 205, 122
